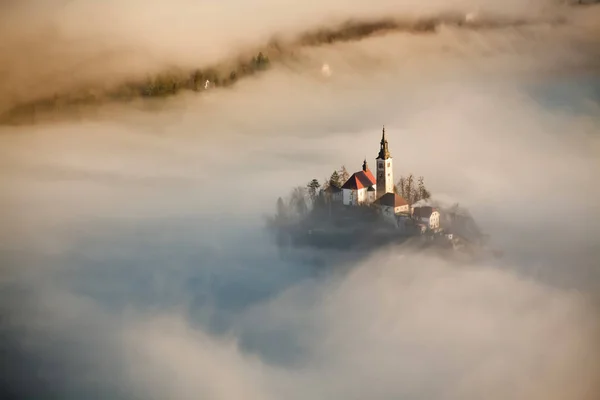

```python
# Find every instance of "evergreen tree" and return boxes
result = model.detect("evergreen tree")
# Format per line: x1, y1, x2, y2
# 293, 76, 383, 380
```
307, 179, 321, 202
329, 170, 342, 187
252, 52, 270, 70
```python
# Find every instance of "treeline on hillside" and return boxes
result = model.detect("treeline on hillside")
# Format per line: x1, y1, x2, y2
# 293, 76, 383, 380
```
135, 52, 270, 97
4, 13, 558, 125
2, 52, 271, 123
268, 166, 433, 227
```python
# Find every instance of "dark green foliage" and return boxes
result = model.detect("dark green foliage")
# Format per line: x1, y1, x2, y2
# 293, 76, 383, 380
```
307, 179, 321, 201
329, 170, 342, 187
251, 52, 270, 71
298, 20, 398, 46
15, 51, 273, 117
191, 70, 204, 91
122, 51, 271, 99
1, 49, 276, 123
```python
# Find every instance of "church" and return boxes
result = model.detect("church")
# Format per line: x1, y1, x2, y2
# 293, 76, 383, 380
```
339, 127, 409, 214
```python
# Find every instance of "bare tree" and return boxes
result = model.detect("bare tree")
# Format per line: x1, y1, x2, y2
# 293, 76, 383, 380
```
397, 174, 431, 203
338, 165, 350, 183
405, 174, 415, 205
397, 176, 406, 198
418, 176, 430, 201
322, 176, 330, 191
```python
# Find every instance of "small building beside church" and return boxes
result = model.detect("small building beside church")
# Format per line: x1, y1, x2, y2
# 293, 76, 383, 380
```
412, 206, 441, 230
373, 193, 410, 224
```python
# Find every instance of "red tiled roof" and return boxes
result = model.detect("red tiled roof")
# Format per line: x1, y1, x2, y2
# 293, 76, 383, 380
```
341, 169, 376, 190
374, 193, 408, 207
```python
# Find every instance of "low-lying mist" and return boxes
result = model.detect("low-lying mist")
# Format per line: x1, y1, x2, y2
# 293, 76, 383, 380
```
1, 0, 600, 399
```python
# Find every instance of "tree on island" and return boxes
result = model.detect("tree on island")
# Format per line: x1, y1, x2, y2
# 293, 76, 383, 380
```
307, 179, 321, 202
396, 176, 405, 197
329, 170, 342, 188
396, 174, 431, 205
405, 175, 415, 204
417, 176, 431, 201
252, 52, 270, 71
290, 186, 308, 216
338, 166, 350, 183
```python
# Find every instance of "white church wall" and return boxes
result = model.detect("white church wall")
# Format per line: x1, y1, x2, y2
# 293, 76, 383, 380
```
394, 204, 409, 214
357, 188, 367, 204
430, 211, 440, 229
343, 188, 365, 206
343, 189, 351, 206
367, 191, 375, 203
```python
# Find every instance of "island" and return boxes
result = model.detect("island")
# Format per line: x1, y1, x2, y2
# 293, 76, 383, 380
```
266, 127, 500, 261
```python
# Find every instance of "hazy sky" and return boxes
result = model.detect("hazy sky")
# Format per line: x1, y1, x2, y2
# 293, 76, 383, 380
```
1, 1, 599, 399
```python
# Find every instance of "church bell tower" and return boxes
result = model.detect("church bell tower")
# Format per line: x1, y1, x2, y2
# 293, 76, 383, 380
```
376, 126, 394, 198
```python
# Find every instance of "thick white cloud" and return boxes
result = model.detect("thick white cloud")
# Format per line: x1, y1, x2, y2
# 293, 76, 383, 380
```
119, 251, 600, 400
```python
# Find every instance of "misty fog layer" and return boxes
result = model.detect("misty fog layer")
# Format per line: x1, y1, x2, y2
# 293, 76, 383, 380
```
1, 1, 600, 400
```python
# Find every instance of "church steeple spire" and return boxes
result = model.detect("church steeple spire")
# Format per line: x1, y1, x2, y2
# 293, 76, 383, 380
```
377, 125, 391, 160
375, 125, 394, 198
362, 158, 369, 172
